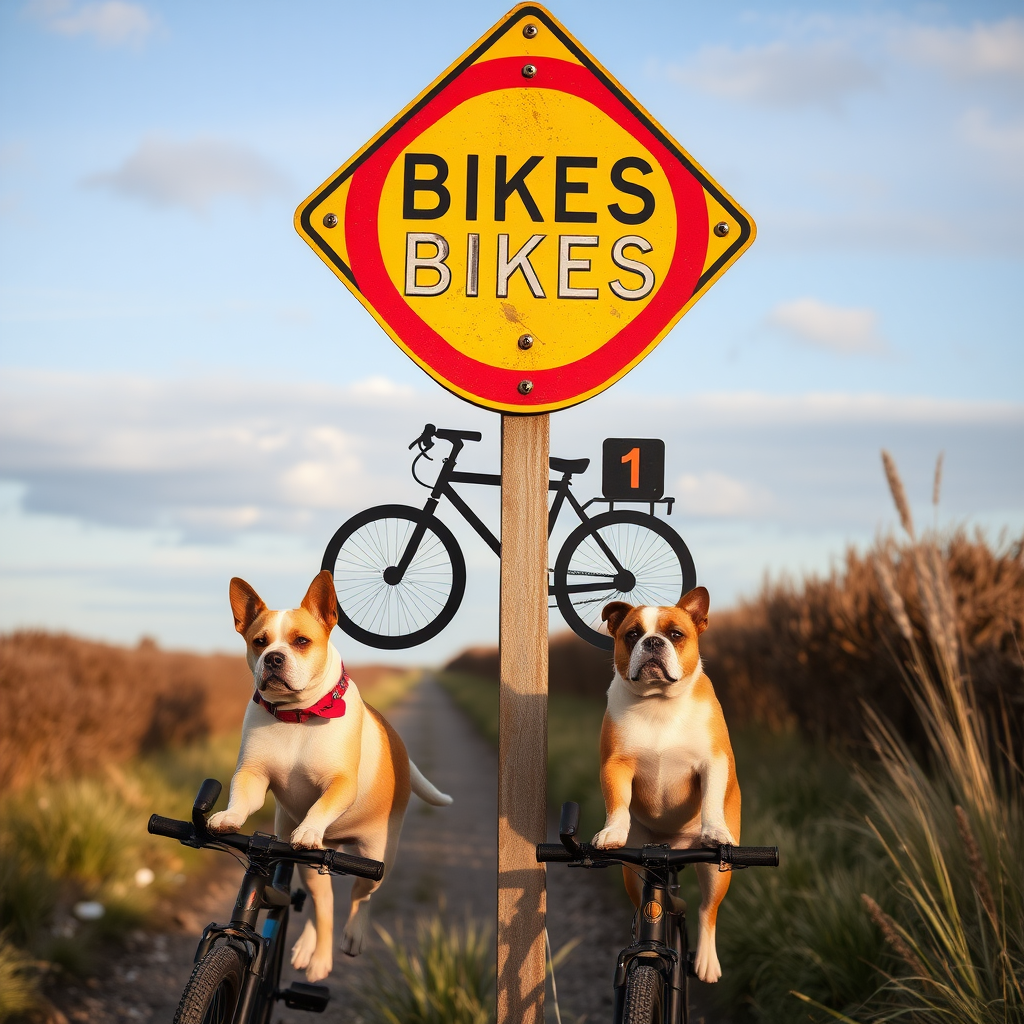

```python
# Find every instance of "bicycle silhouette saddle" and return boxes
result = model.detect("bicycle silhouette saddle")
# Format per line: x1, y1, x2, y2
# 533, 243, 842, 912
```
549, 456, 590, 475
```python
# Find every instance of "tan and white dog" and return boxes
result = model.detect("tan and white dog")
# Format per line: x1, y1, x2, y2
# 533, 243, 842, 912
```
207, 570, 452, 983
595, 587, 740, 984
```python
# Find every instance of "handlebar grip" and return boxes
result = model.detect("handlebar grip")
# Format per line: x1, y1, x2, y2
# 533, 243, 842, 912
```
148, 814, 195, 842
194, 779, 222, 815
724, 845, 780, 867
536, 843, 576, 862
327, 851, 385, 881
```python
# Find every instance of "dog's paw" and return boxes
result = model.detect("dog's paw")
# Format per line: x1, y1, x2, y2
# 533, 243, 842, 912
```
340, 916, 367, 957
699, 823, 736, 848
206, 810, 244, 834
304, 950, 333, 983
291, 920, 317, 971
291, 823, 325, 850
593, 822, 629, 849
694, 933, 722, 983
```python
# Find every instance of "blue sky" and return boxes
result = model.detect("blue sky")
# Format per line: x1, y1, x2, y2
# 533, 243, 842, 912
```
1, 0, 1022, 663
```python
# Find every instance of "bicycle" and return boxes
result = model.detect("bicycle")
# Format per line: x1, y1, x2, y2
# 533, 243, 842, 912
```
321, 423, 696, 651
537, 802, 779, 1024
149, 779, 384, 1024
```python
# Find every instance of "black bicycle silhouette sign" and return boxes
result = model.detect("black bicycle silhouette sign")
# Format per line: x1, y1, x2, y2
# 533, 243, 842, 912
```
321, 425, 696, 651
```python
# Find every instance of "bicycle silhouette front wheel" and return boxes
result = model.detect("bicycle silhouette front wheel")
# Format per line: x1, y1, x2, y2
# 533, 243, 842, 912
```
553, 510, 696, 650
322, 504, 466, 650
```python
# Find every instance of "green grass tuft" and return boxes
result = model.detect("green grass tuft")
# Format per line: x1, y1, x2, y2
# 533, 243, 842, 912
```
357, 911, 495, 1024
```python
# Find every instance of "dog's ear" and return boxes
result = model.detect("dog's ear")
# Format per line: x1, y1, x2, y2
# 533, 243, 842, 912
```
230, 578, 267, 635
678, 587, 710, 634
301, 570, 338, 632
602, 601, 633, 638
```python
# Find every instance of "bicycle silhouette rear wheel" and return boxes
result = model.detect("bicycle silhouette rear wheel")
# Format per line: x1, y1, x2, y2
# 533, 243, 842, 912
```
173, 945, 245, 1024
322, 504, 466, 650
553, 510, 696, 650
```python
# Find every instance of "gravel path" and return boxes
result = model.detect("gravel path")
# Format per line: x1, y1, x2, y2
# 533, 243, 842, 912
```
51, 677, 717, 1023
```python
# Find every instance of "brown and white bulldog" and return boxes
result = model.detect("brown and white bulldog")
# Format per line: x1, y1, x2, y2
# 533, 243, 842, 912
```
206, 570, 452, 983
595, 587, 740, 983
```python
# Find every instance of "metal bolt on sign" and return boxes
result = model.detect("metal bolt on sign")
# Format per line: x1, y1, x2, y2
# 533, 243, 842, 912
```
294, 5, 755, 1022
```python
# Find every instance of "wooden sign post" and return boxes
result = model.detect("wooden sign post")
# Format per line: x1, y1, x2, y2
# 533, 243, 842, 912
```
497, 413, 550, 1021
294, 6, 755, 1021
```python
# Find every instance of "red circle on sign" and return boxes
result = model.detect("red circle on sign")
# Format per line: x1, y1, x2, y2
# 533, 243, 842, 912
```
345, 56, 708, 407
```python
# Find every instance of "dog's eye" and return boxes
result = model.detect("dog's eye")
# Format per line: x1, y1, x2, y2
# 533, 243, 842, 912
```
669, 630, 684, 641
252, 636, 268, 648
293, 636, 310, 647
625, 629, 641, 641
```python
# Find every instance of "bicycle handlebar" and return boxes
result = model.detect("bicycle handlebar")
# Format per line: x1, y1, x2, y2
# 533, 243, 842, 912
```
538, 801, 778, 870
148, 813, 385, 880
148, 780, 386, 881
536, 841, 779, 869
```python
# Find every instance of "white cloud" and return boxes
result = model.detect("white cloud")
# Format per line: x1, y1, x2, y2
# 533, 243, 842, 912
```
898, 18, 1024, 81
766, 298, 887, 355
83, 136, 288, 213
26, 0, 155, 48
675, 472, 772, 518
0, 369, 444, 537
666, 40, 879, 110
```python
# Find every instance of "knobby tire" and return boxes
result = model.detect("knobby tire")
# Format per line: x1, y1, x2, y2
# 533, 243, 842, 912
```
173, 945, 245, 1024
622, 963, 665, 1024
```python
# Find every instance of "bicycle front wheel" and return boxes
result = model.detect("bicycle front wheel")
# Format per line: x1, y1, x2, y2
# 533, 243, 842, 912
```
322, 504, 466, 650
173, 945, 245, 1024
622, 963, 665, 1024
553, 511, 696, 650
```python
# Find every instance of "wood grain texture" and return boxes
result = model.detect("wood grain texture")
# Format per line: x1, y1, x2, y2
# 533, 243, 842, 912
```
497, 412, 550, 1024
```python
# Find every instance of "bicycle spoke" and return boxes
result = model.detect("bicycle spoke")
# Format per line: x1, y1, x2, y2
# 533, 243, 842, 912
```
328, 512, 462, 639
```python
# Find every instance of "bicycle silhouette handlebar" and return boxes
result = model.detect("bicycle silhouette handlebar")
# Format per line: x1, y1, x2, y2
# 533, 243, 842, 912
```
408, 423, 482, 453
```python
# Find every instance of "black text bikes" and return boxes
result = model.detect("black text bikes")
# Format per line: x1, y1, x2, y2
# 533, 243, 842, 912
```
538, 802, 779, 1024
321, 424, 695, 650
149, 780, 383, 1024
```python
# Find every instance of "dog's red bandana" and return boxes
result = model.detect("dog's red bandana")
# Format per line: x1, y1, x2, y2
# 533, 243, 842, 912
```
252, 669, 350, 723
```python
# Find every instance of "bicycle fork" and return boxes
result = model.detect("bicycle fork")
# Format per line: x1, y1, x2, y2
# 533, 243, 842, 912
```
611, 866, 689, 1024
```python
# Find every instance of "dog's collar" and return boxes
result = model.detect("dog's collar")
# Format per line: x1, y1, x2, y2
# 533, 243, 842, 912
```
252, 668, 350, 723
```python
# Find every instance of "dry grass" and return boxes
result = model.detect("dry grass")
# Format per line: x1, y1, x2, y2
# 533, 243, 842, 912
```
444, 631, 613, 699
0, 631, 419, 792
840, 451, 1024, 1023
694, 526, 1024, 753
0, 633, 252, 791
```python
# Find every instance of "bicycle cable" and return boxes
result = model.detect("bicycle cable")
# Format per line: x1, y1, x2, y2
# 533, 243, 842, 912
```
411, 450, 435, 488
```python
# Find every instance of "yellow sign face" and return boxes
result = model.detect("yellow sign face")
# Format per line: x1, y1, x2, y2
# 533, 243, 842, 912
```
295, 4, 754, 413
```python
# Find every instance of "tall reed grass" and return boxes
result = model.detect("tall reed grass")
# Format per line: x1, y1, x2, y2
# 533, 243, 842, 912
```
841, 452, 1024, 1023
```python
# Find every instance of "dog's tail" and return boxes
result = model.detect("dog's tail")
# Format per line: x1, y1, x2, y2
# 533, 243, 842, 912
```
409, 761, 453, 806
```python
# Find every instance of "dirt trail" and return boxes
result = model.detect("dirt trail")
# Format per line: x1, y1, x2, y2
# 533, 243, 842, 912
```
53, 676, 714, 1023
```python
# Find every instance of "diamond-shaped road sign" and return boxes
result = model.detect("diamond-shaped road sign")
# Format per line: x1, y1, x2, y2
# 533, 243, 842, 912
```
295, 3, 755, 414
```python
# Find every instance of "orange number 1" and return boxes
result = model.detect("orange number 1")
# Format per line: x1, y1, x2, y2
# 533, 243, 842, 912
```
621, 447, 640, 489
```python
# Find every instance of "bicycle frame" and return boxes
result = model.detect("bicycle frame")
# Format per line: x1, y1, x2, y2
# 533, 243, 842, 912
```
192, 857, 296, 1023
405, 435, 628, 594
611, 864, 690, 1024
